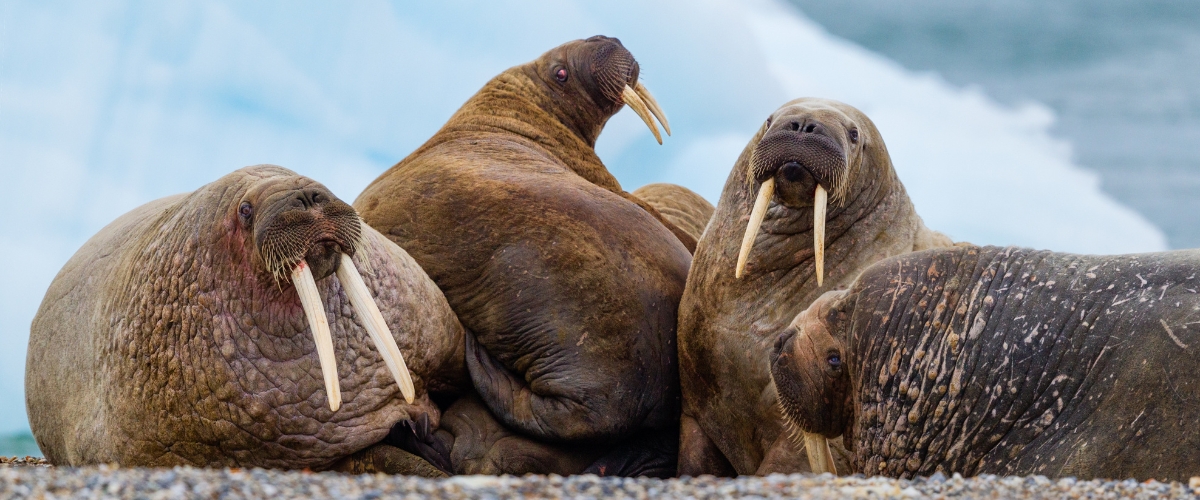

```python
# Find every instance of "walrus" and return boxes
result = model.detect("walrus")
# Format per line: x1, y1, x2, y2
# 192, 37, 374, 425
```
26, 165, 466, 471
389, 392, 678, 477
632, 183, 716, 244
772, 245, 1200, 481
354, 36, 690, 472
677, 98, 953, 476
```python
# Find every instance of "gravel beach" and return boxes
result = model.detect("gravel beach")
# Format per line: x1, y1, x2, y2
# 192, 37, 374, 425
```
3, 458, 1198, 499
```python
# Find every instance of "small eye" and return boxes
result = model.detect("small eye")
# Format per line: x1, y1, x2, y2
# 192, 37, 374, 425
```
764, 117, 772, 130
239, 202, 253, 219
827, 353, 842, 368
555, 67, 568, 83
849, 129, 859, 143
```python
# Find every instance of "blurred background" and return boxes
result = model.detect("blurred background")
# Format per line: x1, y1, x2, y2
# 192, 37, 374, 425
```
1, 0, 1196, 456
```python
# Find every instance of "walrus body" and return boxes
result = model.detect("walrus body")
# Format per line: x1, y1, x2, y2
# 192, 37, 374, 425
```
355, 36, 688, 474
677, 98, 951, 476
632, 183, 715, 244
772, 245, 1200, 481
27, 165, 465, 469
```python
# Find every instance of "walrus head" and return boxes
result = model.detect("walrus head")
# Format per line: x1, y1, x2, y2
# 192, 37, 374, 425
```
237, 171, 416, 411
769, 290, 852, 440
736, 98, 885, 283
769, 289, 854, 474
528, 35, 670, 144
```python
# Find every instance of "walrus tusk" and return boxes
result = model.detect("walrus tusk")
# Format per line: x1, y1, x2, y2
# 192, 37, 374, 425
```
814, 184, 827, 287
634, 81, 671, 136
337, 253, 417, 404
803, 431, 838, 475
292, 260, 342, 412
622, 85, 663, 145
736, 178, 775, 279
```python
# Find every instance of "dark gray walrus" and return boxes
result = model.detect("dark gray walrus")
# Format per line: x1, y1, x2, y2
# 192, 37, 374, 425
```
355, 36, 689, 476
772, 245, 1200, 481
677, 98, 952, 476
27, 165, 466, 471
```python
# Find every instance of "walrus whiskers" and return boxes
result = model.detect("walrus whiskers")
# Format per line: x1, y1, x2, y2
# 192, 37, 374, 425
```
634, 81, 671, 136
292, 260, 341, 412
336, 253, 416, 404
736, 178, 775, 279
814, 185, 827, 287
621, 84, 663, 144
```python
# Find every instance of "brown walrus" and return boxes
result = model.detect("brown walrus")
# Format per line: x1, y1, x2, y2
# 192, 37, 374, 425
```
677, 98, 953, 476
354, 36, 690, 473
772, 245, 1200, 481
632, 183, 716, 244
26, 165, 466, 470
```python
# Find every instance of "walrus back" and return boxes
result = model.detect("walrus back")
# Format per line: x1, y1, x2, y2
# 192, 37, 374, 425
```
841, 245, 1200, 480
632, 183, 715, 244
357, 137, 691, 442
27, 193, 187, 464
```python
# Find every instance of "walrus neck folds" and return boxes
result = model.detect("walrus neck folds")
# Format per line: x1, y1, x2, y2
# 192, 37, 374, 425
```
417, 70, 624, 194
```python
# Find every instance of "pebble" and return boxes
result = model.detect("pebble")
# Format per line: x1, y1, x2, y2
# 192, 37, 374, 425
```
0, 461, 1196, 499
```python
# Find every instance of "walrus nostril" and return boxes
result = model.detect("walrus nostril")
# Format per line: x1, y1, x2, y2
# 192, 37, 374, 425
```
295, 188, 331, 209
773, 328, 798, 355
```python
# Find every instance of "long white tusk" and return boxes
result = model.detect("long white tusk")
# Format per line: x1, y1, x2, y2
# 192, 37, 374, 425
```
736, 178, 775, 279
292, 260, 341, 412
814, 184, 828, 287
803, 432, 838, 475
634, 81, 671, 136
621, 85, 663, 145
337, 253, 416, 404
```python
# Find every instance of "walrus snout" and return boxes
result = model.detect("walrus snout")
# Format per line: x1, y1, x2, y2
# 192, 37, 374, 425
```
737, 116, 849, 282
254, 194, 362, 284
247, 180, 415, 412
582, 36, 638, 104
750, 119, 846, 191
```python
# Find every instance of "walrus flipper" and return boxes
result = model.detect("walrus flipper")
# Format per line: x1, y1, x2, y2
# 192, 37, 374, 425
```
465, 330, 628, 442
582, 427, 679, 478
329, 444, 448, 478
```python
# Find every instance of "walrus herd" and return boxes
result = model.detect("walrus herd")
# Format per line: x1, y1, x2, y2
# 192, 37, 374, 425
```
25, 37, 1200, 482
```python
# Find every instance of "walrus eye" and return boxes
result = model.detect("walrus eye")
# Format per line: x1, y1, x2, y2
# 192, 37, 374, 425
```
827, 353, 841, 368
554, 67, 568, 83
239, 202, 253, 220
849, 129, 859, 144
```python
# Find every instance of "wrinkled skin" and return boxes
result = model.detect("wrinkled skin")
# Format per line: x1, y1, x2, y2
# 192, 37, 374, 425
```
411, 394, 607, 476
383, 393, 677, 477
677, 98, 952, 476
355, 36, 690, 474
633, 183, 715, 244
773, 245, 1200, 481
27, 165, 466, 469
